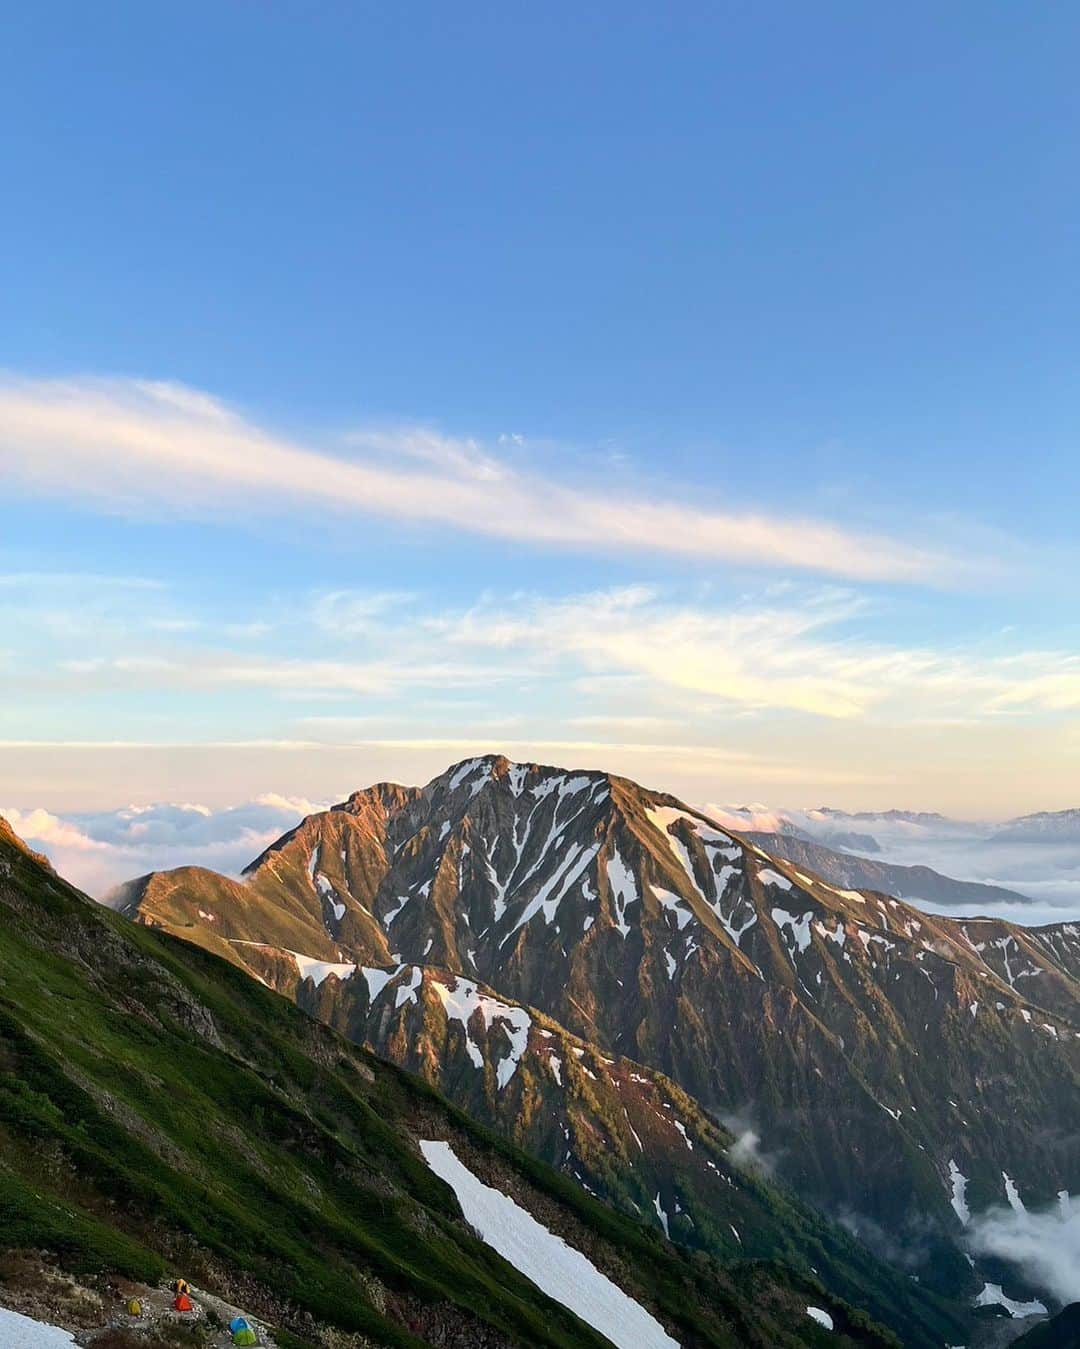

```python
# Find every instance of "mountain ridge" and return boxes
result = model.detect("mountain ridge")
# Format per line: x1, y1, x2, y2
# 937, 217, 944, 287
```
116, 753, 1080, 1312
741, 831, 1034, 909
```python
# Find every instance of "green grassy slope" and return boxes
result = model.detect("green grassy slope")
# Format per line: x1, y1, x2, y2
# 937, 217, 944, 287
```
0, 819, 932, 1349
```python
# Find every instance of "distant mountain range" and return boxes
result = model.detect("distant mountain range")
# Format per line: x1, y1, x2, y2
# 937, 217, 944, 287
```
709, 801, 1080, 910
993, 809, 1080, 843
116, 754, 1080, 1320
740, 831, 1034, 909
814, 808, 951, 826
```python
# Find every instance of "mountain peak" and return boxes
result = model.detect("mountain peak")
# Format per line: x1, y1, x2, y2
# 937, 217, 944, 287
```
994, 807, 1080, 841
116, 754, 1080, 1311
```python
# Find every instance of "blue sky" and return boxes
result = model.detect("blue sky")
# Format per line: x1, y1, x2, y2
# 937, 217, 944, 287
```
1, 3, 1079, 823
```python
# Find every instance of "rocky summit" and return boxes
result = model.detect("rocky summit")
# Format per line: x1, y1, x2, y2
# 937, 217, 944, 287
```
118, 754, 1080, 1307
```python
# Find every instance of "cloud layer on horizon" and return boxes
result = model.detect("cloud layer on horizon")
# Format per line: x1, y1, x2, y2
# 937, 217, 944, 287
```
5, 786, 1080, 922
702, 800, 1080, 914
0, 796, 324, 898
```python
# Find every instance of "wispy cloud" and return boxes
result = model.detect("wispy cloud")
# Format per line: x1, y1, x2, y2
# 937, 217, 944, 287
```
11, 572, 1080, 727
424, 585, 912, 719
41, 651, 504, 697
426, 585, 1080, 722
0, 375, 959, 582
312, 589, 416, 635
986, 660, 1080, 713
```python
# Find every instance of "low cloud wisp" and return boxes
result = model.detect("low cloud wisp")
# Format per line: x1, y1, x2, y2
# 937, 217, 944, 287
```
721, 1111, 782, 1178
968, 1194, 1080, 1306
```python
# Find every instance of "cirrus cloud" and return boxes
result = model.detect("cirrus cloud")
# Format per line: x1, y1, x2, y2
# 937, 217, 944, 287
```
0, 374, 960, 583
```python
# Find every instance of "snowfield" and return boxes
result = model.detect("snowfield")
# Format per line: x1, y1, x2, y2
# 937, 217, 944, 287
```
974, 1282, 1047, 1317
419, 1139, 680, 1349
289, 951, 356, 987
806, 1305, 834, 1330
430, 976, 532, 1086
948, 1159, 970, 1224
0, 1307, 76, 1346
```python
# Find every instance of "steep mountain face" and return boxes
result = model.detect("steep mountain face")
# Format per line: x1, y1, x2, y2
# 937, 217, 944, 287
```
742, 830, 1035, 909
0, 809, 918, 1349
119, 755, 1080, 1307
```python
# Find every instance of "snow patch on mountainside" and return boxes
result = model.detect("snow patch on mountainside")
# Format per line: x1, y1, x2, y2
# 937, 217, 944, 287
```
0, 1308, 76, 1346
645, 807, 707, 900
509, 840, 599, 936
419, 1139, 680, 1349
772, 908, 813, 955
973, 1282, 1046, 1317
448, 758, 487, 792
653, 887, 694, 931
360, 965, 396, 1001
290, 952, 356, 987
607, 846, 638, 937
431, 975, 532, 1087
383, 893, 410, 924
394, 965, 423, 1009
1004, 1172, 1026, 1212
948, 1160, 970, 1224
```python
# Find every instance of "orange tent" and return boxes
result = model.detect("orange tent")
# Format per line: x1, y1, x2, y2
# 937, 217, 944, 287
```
173, 1293, 194, 1313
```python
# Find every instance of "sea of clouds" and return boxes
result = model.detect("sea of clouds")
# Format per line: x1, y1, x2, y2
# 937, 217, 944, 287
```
1, 795, 328, 899
703, 802, 1080, 924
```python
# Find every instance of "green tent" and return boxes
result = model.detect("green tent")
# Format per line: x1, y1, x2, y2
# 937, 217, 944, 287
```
232, 1331, 257, 1347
